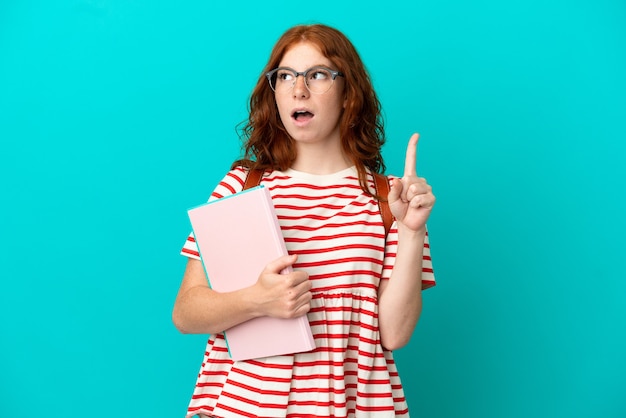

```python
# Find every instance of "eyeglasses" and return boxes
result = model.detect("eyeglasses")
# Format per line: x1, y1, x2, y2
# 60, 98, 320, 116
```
266, 66, 344, 94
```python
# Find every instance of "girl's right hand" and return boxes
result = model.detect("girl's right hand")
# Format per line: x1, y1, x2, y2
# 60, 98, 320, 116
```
254, 254, 312, 319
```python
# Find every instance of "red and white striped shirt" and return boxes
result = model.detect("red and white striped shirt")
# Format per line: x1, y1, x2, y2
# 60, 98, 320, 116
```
180, 166, 435, 418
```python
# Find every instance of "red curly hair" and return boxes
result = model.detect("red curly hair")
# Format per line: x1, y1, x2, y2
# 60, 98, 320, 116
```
233, 24, 386, 197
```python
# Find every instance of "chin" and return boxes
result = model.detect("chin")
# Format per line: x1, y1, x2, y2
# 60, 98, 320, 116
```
287, 132, 316, 143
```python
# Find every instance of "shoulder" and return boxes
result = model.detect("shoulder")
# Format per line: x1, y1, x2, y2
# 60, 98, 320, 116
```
208, 167, 250, 200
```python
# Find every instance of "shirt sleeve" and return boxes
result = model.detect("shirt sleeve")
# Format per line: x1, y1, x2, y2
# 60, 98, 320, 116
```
180, 167, 249, 260
381, 222, 436, 290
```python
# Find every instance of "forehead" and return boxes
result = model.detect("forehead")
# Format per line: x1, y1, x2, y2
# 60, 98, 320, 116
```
278, 42, 332, 69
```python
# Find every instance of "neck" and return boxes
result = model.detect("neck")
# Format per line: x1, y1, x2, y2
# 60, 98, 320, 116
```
290, 142, 352, 174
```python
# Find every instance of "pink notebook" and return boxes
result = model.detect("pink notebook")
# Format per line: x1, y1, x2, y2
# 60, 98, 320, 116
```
187, 185, 316, 361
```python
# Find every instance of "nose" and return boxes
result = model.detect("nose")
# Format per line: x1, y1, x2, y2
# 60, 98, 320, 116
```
292, 75, 309, 98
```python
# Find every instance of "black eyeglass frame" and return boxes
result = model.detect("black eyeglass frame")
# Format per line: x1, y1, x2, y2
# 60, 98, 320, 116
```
265, 66, 345, 94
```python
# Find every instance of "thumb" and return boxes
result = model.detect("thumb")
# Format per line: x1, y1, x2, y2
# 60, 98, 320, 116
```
387, 177, 403, 204
264, 254, 298, 274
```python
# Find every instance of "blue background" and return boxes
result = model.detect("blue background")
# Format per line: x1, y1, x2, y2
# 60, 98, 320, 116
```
1, 1, 625, 417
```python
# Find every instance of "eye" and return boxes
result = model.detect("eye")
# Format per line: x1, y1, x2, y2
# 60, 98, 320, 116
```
277, 69, 294, 82
308, 67, 331, 81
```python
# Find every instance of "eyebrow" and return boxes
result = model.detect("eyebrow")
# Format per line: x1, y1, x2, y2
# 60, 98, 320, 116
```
276, 63, 333, 70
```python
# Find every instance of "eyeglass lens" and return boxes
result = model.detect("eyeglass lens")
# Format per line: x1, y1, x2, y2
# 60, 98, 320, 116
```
270, 67, 336, 94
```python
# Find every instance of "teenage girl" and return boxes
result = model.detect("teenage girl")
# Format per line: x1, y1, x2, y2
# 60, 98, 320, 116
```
173, 23, 436, 418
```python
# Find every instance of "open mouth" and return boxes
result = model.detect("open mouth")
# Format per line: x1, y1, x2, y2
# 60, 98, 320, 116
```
292, 110, 314, 121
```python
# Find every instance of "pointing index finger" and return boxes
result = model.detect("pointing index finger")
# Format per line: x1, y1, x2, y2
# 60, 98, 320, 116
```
403, 133, 420, 177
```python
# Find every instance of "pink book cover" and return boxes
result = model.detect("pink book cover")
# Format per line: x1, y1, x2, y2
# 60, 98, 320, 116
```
187, 185, 316, 361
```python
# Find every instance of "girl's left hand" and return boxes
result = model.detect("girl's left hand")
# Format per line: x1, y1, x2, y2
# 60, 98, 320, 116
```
387, 133, 436, 233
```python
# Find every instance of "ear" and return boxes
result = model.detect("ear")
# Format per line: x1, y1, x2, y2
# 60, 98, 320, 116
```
342, 83, 349, 108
